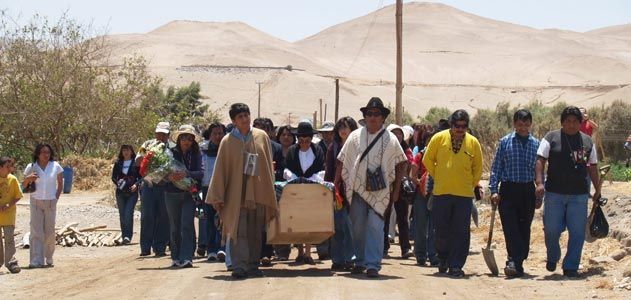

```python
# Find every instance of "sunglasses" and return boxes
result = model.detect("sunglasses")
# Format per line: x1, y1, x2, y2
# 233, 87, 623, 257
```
452, 124, 468, 129
364, 111, 382, 118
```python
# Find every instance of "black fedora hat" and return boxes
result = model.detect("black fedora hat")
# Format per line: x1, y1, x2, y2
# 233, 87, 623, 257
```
360, 97, 390, 117
292, 121, 318, 136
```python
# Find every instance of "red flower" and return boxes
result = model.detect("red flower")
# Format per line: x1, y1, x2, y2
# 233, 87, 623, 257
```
139, 151, 154, 177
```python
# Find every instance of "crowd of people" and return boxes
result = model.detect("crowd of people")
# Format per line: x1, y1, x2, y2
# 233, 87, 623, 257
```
0, 99, 604, 281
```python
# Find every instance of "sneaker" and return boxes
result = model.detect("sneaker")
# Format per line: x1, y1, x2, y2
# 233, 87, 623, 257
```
231, 267, 248, 279
248, 268, 265, 277
207, 252, 218, 262
416, 257, 427, 266
170, 260, 181, 268
563, 269, 580, 278
227, 265, 233, 271
196, 247, 207, 257
7, 263, 21, 274
261, 256, 272, 267
351, 266, 366, 274
122, 237, 131, 245
401, 250, 414, 259
45, 263, 54, 268
179, 260, 193, 268
447, 268, 465, 278
155, 252, 167, 257
217, 251, 226, 262
366, 268, 380, 278
504, 261, 519, 277
438, 259, 448, 273
140, 250, 151, 257
546, 261, 557, 272
28, 264, 43, 269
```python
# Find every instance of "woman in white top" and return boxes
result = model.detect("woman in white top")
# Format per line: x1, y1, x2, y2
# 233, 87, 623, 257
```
283, 121, 325, 265
22, 144, 63, 268
111, 145, 142, 245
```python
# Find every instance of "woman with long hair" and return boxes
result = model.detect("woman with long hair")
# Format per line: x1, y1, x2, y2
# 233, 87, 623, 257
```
325, 116, 358, 271
22, 144, 63, 268
111, 145, 142, 245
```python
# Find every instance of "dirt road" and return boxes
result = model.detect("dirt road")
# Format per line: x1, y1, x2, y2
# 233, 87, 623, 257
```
1, 189, 629, 300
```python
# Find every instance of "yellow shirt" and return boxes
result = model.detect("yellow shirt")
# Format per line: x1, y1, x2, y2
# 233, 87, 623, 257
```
422, 130, 483, 198
0, 174, 23, 226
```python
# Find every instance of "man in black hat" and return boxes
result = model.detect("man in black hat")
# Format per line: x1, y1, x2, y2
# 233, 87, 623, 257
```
335, 97, 408, 278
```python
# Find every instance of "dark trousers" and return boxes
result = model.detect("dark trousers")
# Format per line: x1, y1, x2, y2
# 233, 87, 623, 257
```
261, 230, 275, 259
383, 197, 411, 253
115, 190, 138, 240
432, 194, 472, 269
140, 185, 170, 253
165, 192, 196, 262
498, 182, 536, 267
198, 187, 224, 254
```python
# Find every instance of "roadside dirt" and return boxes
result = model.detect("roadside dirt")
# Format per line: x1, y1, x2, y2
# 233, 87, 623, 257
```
1, 184, 630, 300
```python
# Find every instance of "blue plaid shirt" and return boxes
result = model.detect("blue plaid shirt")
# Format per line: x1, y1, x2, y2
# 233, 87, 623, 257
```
489, 132, 540, 194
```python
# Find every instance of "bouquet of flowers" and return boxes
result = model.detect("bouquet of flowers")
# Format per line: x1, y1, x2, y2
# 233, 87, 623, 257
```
139, 142, 199, 196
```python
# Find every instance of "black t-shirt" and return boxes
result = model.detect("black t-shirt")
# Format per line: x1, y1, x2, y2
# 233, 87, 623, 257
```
538, 130, 596, 195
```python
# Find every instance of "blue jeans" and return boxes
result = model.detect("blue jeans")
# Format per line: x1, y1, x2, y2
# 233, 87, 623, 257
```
165, 192, 196, 262
413, 193, 436, 261
198, 187, 224, 254
115, 190, 138, 240
331, 207, 354, 264
140, 185, 170, 253
543, 191, 588, 271
349, 193, 384, 271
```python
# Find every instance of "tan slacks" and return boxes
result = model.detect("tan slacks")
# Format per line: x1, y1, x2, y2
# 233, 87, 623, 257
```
30, 198, 57, 266
0, 225, 18, 268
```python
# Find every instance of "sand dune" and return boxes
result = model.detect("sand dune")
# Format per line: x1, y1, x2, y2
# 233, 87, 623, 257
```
104, 2, 631, 124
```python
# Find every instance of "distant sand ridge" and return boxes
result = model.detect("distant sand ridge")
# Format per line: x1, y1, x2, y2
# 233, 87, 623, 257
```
105, 2, 631, 124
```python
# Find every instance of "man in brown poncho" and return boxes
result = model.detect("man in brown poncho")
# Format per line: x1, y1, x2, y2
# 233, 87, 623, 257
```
206, 103, 278, 279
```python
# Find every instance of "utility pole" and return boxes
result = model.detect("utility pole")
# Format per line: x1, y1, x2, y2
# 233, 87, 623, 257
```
324, 104, 328, 122
335, 78, 340, 121
319, 98, 323, 126
395, 0, 403, 125
256, 81, 263, 118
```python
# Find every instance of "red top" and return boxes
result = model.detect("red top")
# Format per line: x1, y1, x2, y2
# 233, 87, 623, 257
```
580, 120, 593, 137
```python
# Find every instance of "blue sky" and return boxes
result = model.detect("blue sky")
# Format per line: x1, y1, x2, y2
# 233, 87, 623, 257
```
2, 0, 630, 41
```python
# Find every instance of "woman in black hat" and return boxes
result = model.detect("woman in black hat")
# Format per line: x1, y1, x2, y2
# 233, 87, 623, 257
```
283, 121, 325, 265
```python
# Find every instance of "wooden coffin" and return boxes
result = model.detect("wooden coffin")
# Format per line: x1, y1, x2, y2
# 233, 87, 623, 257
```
267, 183, 334, 244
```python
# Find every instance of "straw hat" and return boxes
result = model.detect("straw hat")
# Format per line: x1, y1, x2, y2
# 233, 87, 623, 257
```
171, 124, 202, 143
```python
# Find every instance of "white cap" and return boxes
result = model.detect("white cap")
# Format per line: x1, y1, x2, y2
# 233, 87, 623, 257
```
155, 122, 170, 134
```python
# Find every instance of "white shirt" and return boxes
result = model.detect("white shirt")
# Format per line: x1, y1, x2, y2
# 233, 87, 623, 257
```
122, 160, 132, 175
298, 147, 315, 174
24, 161, 63, 200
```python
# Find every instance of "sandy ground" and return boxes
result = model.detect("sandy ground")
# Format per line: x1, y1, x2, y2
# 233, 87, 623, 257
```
1, 184, 630, 299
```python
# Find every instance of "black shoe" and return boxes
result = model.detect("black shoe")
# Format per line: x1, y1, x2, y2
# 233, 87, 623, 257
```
248, 268, 265, 277
563, 270, 580, 278
416, 258, 427, 266
231, 268, 248, 279
447, 268, 465, 278
154, 252, 167, 257
261, 256, 272, 267
546, 261, 557, 272
438, 259, 448, 273
318, 254, 330, 260
343, 262, 354, 271
429, 257, 441, 267
331, 263, 345, 271
366, 268, 380, 278
140, 251, 151, 257
351, 266, 366, 274
504, 261, 519, 277
196, 248, 207, 257
401, 250, 414, 259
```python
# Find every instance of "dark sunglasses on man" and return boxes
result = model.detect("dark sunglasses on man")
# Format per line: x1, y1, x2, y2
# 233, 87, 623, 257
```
364, 111, 382, 118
